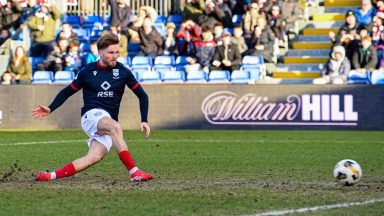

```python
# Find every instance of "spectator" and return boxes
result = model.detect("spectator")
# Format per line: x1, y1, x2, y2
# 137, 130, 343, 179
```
352, 36, 378, 71
56, 23, 79, 46
279, 0, 300, 34
163, 22, 179, 56
244, 17, 275, 63
193, 26, 217, 73
231, 26, 248, 54
6, 45, 32, 84
210, 32, 241, 72
1, 70, 13, 85
198, 0, 226, 31
354, 0, 377, 29
267, 5, 286, 47
102, 24, 128, 56
28, 3, 61, 57
371, 16, 383, 46
84, 41, 100, 65
176, 19, 201, 42
216, 0, 234, 28
313, 46, 351, 84
179, 30, 197, 57
329, 10, 360, 60
128, 5, 157, 43
0, 0, 23, 30
0, 28, 9, 46
64, 43, 81, 73
108, 0, 131, 36
261, 0, 274, 14
37, 38, 68, 73
213, 23, 224, 44
242, 1, 265, 39
182, 0, 205, 23
136, 17, 163, 59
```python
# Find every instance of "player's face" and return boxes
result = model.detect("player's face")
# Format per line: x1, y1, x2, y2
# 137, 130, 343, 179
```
99, 44, 119, 67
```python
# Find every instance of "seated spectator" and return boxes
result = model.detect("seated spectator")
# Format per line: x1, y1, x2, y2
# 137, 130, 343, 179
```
28, 3, 61, 57
64, 43, 81, 73
128, 5, 157, 43
242, 1, 265, 39
231, 26, 248, 54
1, 70, 14, 85
56, 23, 79, 46
371, 16, 383, 46
179, 31, 197, 57
313, 46, 351, 84
135, 17, 163, 59
352, 36, 378, 71
182, 0, 205, 23
176, 19, 201, 42
198, 0, 226, 31
243, 17, 275, 63
188, 26, 216, 73
267, 5, 286, 47
37, 38, 68, 73
210, 32, 241, 72
329, 10, 360, 60
279, 0, 300, 34
354, 0, 377, 29
84, 41, 100, 65
102, 24, 128, 56
6, 45, 32, 84
163, 22, 179, 56
0, 0, 23, 31
0, 28, 9, 46
213, 23, 224, 44
108, 0, 131, 36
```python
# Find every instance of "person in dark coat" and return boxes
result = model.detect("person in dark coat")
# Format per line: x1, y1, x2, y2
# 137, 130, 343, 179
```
279, 0, 300, 32
136, 17, 163, 59
198, 0, 226, 31
210, 32, 241, 72
108, 0, 131, 36
0, 0, 23, 30
37, 38, 68, 73
193, 26, 217, 72
183, 0, 205, 23
267, 5, 285, 46
352, 36, 378, 71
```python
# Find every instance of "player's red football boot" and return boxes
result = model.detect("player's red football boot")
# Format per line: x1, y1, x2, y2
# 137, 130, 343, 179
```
130, 170, 153, 182
35, 171, 51, 181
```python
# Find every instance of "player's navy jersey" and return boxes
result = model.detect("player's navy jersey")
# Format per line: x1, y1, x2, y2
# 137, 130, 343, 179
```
70, 61, 139, 121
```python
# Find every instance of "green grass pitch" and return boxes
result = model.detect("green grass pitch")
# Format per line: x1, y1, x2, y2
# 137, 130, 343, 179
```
0, 130, 383, 215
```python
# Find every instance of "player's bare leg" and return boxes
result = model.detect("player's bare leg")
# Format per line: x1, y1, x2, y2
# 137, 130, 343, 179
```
35, 140, 107, 181
97, 116, 152, 181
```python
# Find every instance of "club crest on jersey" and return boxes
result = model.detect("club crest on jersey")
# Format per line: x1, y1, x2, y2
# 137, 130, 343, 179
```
93, 71, 97, 76
113, 69, 119, 79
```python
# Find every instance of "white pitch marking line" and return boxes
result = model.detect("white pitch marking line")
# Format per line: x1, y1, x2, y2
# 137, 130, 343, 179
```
0, 139, 383, 146
244, 198, 384, 216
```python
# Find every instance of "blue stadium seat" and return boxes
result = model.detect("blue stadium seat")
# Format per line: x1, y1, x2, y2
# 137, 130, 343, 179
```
232, 14, 243, 27
128, 43, 140, 57
82, 15, 103, 28
133, 68, 151, 80
371, 70, 384, 84
90, 29, 103, 41
140, 71, 162, 83
63, 15, 81, 28
348, 70, 370, 84
80, 42, 91, 53
154, 56, 175, 71
32, 71, 54, 84
186, 71, 208, 83
29, 57, 45, 72
155, 15, 167, 24
162, 71, 185, 83
223, 28, 234, 35
208, 70, 230, 83
243, 68, 261, 82
118, 56, 131, 67
175, 56, 189, 67
131, 56, 152, 70
54, 71, 75, 85
241, 55, 265, 72
153, 22, 166, 37
73, 28, 90, 40
230, 70, 251, 84
167, 15, 182, 25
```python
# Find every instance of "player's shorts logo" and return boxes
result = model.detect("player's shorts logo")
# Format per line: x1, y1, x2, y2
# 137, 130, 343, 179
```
113, 69, 119, 79
101, 81, 111, 90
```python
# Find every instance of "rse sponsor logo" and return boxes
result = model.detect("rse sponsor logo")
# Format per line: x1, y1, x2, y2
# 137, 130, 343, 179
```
98, 81, 114, 97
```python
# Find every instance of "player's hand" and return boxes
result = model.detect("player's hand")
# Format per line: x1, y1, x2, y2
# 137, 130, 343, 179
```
140, 122, 151, 138
32, 105, 51, 119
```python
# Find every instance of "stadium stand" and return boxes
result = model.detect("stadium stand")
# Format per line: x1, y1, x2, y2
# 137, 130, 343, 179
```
347, 70, 371, 84
186, 71, 208, 83
230, 70, 251, 84
162, 71, 185, 83
371, 70, 384, 85
32, 71, 54, 85
208, 70, 230, 83
53, 71, 75, 85
140, 71, 162, 83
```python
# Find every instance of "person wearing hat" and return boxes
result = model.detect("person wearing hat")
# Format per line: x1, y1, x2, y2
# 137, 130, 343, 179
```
210, 32, 241, 73
163, 22, 179, 56
313, 45, 351, 84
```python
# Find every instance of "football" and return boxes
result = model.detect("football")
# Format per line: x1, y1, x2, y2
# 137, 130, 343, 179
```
333, 159, 362, 186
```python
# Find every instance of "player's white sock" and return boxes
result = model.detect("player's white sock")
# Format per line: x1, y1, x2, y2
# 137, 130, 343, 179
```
50, 172, 56, 180
128, 167, 139, 175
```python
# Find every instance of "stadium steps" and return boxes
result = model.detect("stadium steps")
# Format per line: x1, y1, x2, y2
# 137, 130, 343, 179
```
323, 0, 361, 6
312, 13, 345, 21
273, 64, 323, 79
292, 42, 332, 49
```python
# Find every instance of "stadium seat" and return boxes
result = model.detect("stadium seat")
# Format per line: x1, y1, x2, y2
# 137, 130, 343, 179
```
54, 71, 75, 85
90, 29, 103, 41
241, 55, 265, 73
154, 56, 175, 71
133, 68, 151, 81
32, 71, 54, 84
79, 42, 91, 53
167, 15, 182, 25
155, 15, 167, 24
29, 57, 45, 72
223, 28, 234, 35
348, 70, 370, 84
230, 70, 251, 84
140, 71, 162, 84
117, 56, 131, 67
243, 68, 261, 82
208, 70, 230, 83
232, 14, 242, 26
153, 22, 166, 37
186, 71, 208, 83
131, 56, 152, 70
73, 28, 90, 40
63, 15, 81, 28
128, 43, 140, 57
82, 15, 103, 28
175, 56, 189, 71
370, 70, 384, 84
162, 71, 185, 83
